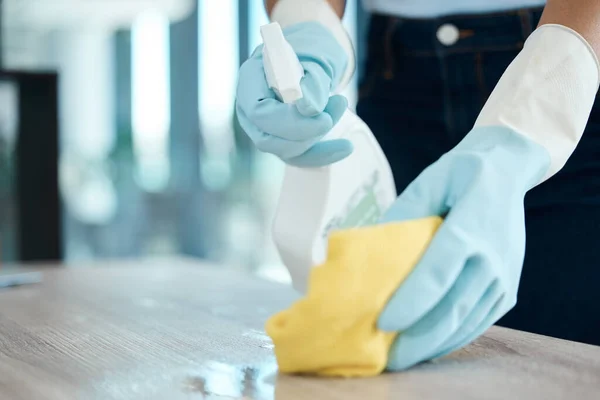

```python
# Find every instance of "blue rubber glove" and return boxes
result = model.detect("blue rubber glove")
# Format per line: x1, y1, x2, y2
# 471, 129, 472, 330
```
377, 126, 550, 371
236, 21, 353, 167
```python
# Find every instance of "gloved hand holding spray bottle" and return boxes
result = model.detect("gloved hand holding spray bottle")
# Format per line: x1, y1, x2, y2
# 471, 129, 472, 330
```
259, 21, 397, 294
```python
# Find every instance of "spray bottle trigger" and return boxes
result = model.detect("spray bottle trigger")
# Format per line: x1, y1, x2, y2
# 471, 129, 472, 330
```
260, 22, 305, 104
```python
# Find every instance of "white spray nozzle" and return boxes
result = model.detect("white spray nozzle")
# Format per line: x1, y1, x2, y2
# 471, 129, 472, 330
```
260, 22, 304, 104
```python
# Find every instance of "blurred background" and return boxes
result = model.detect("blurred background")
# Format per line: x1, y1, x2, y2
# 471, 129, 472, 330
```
0, 0, 368, 284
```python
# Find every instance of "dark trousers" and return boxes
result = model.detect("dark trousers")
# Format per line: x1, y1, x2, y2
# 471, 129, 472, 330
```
357, 8, 600, 346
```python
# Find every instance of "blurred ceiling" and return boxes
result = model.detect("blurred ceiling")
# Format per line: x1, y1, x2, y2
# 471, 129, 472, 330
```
3, 0, 195, 30
1, 0, 196, 68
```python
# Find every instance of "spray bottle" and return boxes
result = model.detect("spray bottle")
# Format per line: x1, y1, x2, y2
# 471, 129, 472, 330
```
260, 22, 397, 293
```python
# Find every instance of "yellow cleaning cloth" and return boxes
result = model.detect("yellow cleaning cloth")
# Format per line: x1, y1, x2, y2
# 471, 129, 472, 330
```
266, 216, 443, 378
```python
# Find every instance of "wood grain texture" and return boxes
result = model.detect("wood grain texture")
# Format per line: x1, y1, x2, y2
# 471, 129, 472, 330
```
0, 258, 599, 400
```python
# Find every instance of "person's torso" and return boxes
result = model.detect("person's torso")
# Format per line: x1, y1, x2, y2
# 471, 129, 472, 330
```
361, 0, 546, 18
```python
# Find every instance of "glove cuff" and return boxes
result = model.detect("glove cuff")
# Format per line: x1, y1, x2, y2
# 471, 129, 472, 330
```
271, 0, 356, 93
474, 24, 600, 185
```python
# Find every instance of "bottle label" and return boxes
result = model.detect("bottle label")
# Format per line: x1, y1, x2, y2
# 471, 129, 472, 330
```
321, 170, 384, 240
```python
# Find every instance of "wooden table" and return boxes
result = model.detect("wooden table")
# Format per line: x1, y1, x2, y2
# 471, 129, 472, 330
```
0, 258, 599, 400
